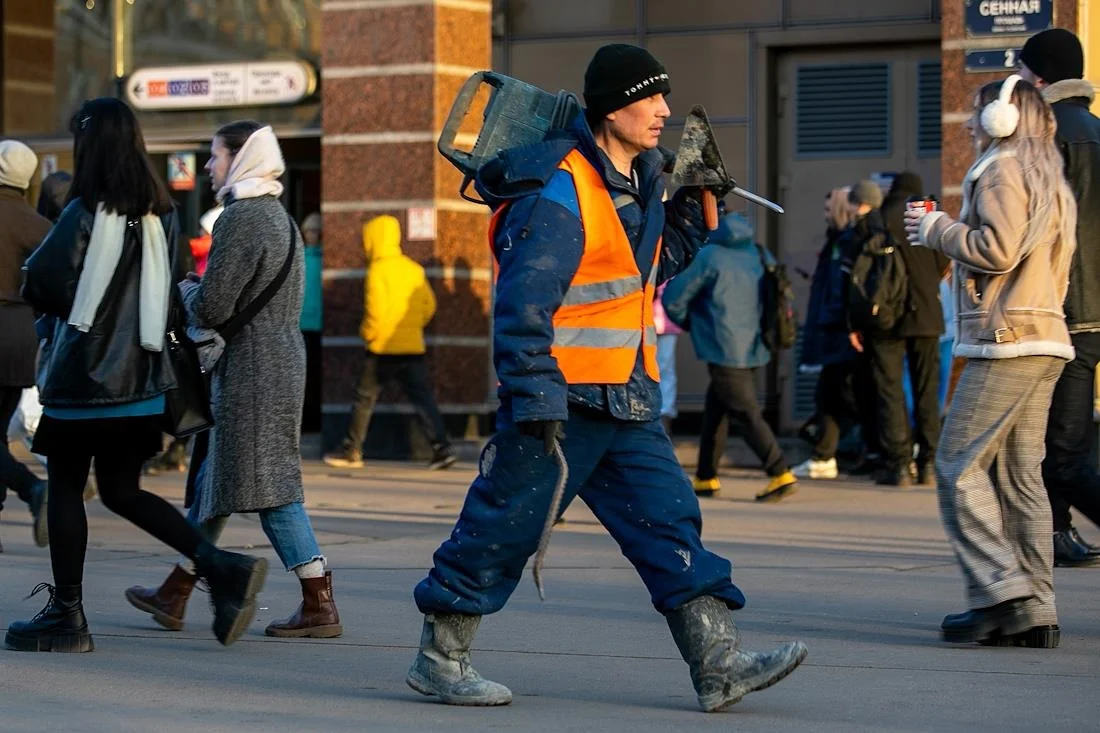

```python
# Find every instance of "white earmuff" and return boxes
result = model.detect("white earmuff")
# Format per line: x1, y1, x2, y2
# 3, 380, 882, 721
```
980, 74, 1022, 139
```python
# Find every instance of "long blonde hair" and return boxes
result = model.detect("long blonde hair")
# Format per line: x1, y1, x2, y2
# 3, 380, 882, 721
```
977, 79, 1076, 272
825, 187, 853, 232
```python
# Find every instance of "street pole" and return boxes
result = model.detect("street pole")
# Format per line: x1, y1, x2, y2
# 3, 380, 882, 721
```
111, 0, 133, 98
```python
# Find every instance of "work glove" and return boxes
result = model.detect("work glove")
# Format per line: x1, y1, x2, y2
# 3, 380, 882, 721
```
517, 420, 565, 455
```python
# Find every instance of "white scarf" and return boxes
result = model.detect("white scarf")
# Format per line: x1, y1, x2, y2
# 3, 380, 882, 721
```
67, 203, 171, 352
216, 125, 285, 203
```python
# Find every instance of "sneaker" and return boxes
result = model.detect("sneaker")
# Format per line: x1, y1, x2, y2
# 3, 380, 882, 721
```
756, 471, 799, 503
792, 457, 838, 480
693, 477, 721, 497
428, 446, 457, 471
323, 450, 364, 469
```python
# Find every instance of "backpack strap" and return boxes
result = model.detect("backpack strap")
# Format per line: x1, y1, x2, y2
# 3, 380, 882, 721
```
217, 211, 296, 341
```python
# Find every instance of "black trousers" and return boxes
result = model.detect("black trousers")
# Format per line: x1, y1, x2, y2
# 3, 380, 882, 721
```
1043, 331, 1100, 532
0, 386, 39, 513
867, 337, 941, 471
696, 364, 787, 480
343, 353, 449, 452
812, 359, 879, 461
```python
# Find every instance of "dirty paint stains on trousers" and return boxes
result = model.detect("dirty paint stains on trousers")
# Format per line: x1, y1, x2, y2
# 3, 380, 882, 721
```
414, 410, 746, 615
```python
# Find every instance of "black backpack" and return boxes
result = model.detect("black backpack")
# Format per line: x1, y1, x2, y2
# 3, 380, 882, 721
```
755, 244, 798, 351
846, 230, 909, 335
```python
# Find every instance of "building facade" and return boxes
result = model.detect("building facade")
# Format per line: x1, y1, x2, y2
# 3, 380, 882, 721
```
2, 0, 1098, 447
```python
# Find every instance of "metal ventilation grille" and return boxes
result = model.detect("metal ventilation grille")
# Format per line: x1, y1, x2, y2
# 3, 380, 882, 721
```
796, 63, 891, 156
918, 61, 943, 156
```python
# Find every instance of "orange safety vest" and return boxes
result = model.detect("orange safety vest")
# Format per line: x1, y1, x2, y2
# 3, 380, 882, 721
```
489, 149, 661, 385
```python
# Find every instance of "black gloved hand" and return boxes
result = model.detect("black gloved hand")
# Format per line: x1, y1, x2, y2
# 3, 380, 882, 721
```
517, 420, 565, 455
667, 187, 709, 244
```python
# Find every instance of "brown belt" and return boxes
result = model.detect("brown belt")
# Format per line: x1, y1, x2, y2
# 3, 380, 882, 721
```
976, 324, 1039, 343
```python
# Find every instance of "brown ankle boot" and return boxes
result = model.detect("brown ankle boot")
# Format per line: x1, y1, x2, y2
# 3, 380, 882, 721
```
264, 571, 343, 638
124, 565, 197, 631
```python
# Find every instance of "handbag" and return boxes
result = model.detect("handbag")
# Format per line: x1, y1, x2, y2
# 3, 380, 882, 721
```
163, 287, 215, 438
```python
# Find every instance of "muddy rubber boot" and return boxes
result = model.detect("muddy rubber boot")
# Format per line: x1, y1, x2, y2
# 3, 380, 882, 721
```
194, 543, 268, 647
124, 565, 198, 631
5, 583, 94, 653
406, 613, 512, 706
265, 571, 343, 638
666, 596, 808, 712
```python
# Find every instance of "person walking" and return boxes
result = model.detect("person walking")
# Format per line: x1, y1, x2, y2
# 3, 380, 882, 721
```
125, 121, 341, 639
907, 75, 1077, 648
0, 140, 51, 551
36, 170, 72, 223
875, 172, 947, 485
795, 187, 878, 480
299, 212, 323, 434
653, 281, 681, 435
323, 215, 455, 471
1016, 28, 1100, 568
406, 45, 807, 712
662, 213, 798, 502
8, 99, 267, 653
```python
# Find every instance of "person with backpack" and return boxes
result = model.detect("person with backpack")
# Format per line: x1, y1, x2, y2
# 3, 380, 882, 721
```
844, 180, 915, 486
872, 172, 948, 487
662, 213, 798, 503
796, 187, 879, 480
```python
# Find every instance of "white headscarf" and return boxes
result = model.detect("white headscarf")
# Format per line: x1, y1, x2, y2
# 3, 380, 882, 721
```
68, 203, 171, 352
216, 125, 285, 203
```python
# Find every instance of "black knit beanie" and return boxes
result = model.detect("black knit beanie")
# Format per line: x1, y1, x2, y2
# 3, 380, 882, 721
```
1019, 28, 1084, 84
584, 44, 671, 125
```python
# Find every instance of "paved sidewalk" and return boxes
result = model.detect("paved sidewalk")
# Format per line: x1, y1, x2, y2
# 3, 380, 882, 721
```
0, 459, 1097, 732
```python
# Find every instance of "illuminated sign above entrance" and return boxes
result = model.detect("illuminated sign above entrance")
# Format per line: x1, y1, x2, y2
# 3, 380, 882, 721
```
127, 61, 316, 111
964, 0, 1053, 37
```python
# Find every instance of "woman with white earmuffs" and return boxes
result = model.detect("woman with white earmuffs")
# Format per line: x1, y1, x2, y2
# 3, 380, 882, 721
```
905, 75, 1078, 649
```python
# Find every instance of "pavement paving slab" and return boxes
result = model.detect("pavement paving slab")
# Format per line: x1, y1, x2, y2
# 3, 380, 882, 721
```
1, 459, 1097, 733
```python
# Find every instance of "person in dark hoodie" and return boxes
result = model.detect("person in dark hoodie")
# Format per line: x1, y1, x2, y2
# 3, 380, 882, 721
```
405, 44, 807, 712
36, 171, 72, 223
873, 172, 949, 487
1018, 28, 1100, 568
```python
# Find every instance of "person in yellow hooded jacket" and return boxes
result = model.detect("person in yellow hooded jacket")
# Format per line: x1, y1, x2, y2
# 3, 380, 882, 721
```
324, 215, 456, 469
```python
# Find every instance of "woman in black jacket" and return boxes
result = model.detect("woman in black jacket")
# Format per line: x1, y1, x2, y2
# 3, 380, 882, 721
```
6, 98, 267, 654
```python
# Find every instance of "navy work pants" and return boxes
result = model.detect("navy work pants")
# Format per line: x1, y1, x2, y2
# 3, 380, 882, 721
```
414, 409, 746, 616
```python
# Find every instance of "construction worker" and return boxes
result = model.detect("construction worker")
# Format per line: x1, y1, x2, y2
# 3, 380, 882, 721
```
406, 44, 807, 713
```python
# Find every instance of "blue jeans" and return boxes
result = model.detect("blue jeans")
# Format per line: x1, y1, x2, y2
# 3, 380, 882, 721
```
414, 409, 745, 616
187, 460, 323, 571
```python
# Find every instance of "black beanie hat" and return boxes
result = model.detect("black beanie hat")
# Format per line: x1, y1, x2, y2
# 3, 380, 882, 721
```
1019, 28, 1084, 84
584, 44, 671, 125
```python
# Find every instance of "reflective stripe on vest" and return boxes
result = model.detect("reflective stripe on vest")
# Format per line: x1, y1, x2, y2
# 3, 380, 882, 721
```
487, 149, 661, 385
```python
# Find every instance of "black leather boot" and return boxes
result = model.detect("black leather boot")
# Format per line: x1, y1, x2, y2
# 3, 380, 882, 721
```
1068, 527, 1100, 556
1053, 530, 1100, 568
940, 597, 1031, 643
193, 543, 268, 647
979, 624, 1061, 648
5, 583, 94, 653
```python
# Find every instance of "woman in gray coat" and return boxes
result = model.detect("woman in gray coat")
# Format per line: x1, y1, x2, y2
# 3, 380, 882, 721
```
125, 121, 341, 639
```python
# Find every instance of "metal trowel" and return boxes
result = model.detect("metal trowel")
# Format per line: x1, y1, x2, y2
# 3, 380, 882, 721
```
671, 105, 784, 228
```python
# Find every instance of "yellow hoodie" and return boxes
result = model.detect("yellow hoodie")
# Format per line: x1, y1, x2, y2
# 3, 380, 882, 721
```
359, 215, 436, 354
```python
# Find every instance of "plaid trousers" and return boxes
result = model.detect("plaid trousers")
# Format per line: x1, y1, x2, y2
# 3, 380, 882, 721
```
936, 355, 1064, 624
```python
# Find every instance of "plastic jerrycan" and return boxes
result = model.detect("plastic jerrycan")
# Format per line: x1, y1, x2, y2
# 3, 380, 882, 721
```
437, 71, 581, 201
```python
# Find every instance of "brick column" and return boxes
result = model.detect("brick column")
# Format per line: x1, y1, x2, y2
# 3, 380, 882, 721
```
320, 0, 492, 456
940, 0, 1080, 216
1, 0, 55, 136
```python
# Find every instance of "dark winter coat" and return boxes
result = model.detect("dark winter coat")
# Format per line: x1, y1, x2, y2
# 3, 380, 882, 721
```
800, 226, 860, 367
22, 198, 180, 405
188, 195, 306, 521
879, 173, 948, 338
473, 112, 705, 424
0, 187, 51, 387
1043, 79, 1100, 334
